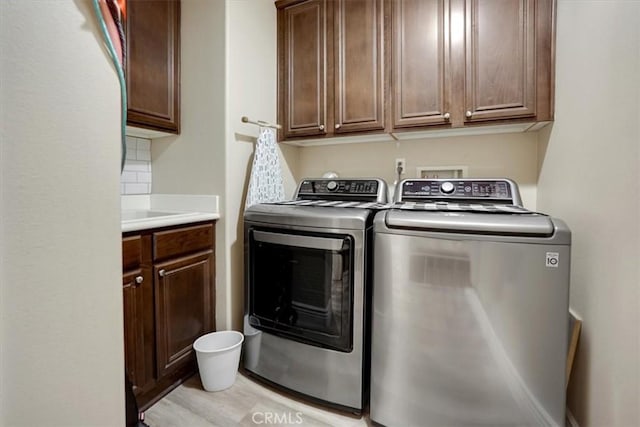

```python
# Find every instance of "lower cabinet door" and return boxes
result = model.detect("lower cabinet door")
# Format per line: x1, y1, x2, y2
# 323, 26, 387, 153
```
123, 267, 155, 396
154, 250, 215, 377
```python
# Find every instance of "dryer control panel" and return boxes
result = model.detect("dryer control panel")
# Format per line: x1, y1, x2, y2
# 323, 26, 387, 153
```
399, 179, 522, 206
297, 178, 388, 202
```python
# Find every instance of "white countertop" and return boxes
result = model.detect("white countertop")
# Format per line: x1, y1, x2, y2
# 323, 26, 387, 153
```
121, 194, 220, 232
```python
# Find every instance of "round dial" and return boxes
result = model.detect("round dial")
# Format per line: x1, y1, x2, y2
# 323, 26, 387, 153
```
440, 181, 455, 194
326, 181, 338, 191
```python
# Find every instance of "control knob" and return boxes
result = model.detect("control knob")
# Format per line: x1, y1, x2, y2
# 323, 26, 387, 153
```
326, 181, 338, 191
440, 181, 455, 194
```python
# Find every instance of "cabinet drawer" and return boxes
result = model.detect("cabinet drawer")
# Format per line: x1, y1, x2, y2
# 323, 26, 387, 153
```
123, 235, 142, 271
153, 223, 214, 261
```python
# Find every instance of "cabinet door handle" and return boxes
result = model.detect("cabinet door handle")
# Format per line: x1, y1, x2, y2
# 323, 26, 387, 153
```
158, 269, 166, 277
335, 124, 341, 129
443, 112, 450, 120
465, 110, 473, 118
319, 124, 325, 131
135, 275, 144, 284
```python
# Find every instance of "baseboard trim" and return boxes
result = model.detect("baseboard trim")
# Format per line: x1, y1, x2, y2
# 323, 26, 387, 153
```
566, 407, 579, 427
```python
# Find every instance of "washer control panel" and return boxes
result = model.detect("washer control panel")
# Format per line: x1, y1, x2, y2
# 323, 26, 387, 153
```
297, 178, 387, 202
400, 179, 521, 205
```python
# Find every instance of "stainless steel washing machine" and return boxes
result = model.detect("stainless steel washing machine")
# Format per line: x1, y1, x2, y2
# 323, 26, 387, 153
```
371, 178, 571, 426
243, 178, 388, 413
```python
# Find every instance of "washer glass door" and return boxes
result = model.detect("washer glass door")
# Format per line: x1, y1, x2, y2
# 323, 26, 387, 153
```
248, 228, 353, 352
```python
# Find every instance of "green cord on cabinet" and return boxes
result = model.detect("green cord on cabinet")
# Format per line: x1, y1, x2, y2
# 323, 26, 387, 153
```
91, 0, 127, 172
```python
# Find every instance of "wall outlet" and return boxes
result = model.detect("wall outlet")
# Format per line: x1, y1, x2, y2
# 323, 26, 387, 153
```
395, 158, 406, 174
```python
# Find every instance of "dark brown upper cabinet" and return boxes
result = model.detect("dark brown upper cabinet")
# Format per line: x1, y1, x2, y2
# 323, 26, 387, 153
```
278, 0, 328, 138
391, 0, 450, 129
277, 0, 387, 140
392, 0, 554, 130
334, 0, 385, 134
463, 0, 537, 123
277, 0, 555, 141
126, 0, 181, 134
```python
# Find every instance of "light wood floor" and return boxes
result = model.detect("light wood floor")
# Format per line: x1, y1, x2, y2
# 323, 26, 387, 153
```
144, 372, 373, 427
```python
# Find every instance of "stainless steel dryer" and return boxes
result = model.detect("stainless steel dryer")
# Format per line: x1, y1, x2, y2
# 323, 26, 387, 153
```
371, 178, 571, 427
243, 178, 388, 413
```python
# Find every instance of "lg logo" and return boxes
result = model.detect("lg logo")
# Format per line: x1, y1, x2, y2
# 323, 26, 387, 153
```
546, 252, 559, 268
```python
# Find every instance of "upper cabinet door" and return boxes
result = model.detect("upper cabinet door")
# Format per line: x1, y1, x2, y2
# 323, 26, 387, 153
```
334, 0, 385, 133
392, 0, 450, 129
279, 0, 328, 139
126, 0, 181, 133
464, 0, 536, 122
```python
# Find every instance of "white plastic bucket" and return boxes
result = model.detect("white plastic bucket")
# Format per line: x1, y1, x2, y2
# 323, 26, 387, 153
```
193, 330, 244, 392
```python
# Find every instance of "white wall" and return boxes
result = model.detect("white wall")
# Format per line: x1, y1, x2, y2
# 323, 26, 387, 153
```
537, 2, 640, 426
298, 132, 539, 208
0, 1, 124, 425
151, 0, 228, 328
226, 0, 298, 330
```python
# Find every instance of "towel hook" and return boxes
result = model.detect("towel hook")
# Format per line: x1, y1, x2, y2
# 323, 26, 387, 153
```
241, 116, 281, 130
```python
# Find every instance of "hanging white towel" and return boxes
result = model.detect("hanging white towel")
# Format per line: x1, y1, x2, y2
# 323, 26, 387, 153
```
245, 127, 286, 208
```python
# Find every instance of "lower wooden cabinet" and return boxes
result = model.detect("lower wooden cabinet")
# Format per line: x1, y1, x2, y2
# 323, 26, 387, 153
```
155, 251, 214, 377
122, 221, 216, 410
123, 264, 155, 397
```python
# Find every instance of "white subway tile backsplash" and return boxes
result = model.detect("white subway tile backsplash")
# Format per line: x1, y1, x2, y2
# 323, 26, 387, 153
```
137, 138, 150, 151
124, 183, 150, 195
126, 136, 137, 152
121, 171, 137, 182
123, 160, 150, 172
136, 149, 151, 161
121, 136, 152, 195
137, 172, 152, 183
125, 136, 137, 160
